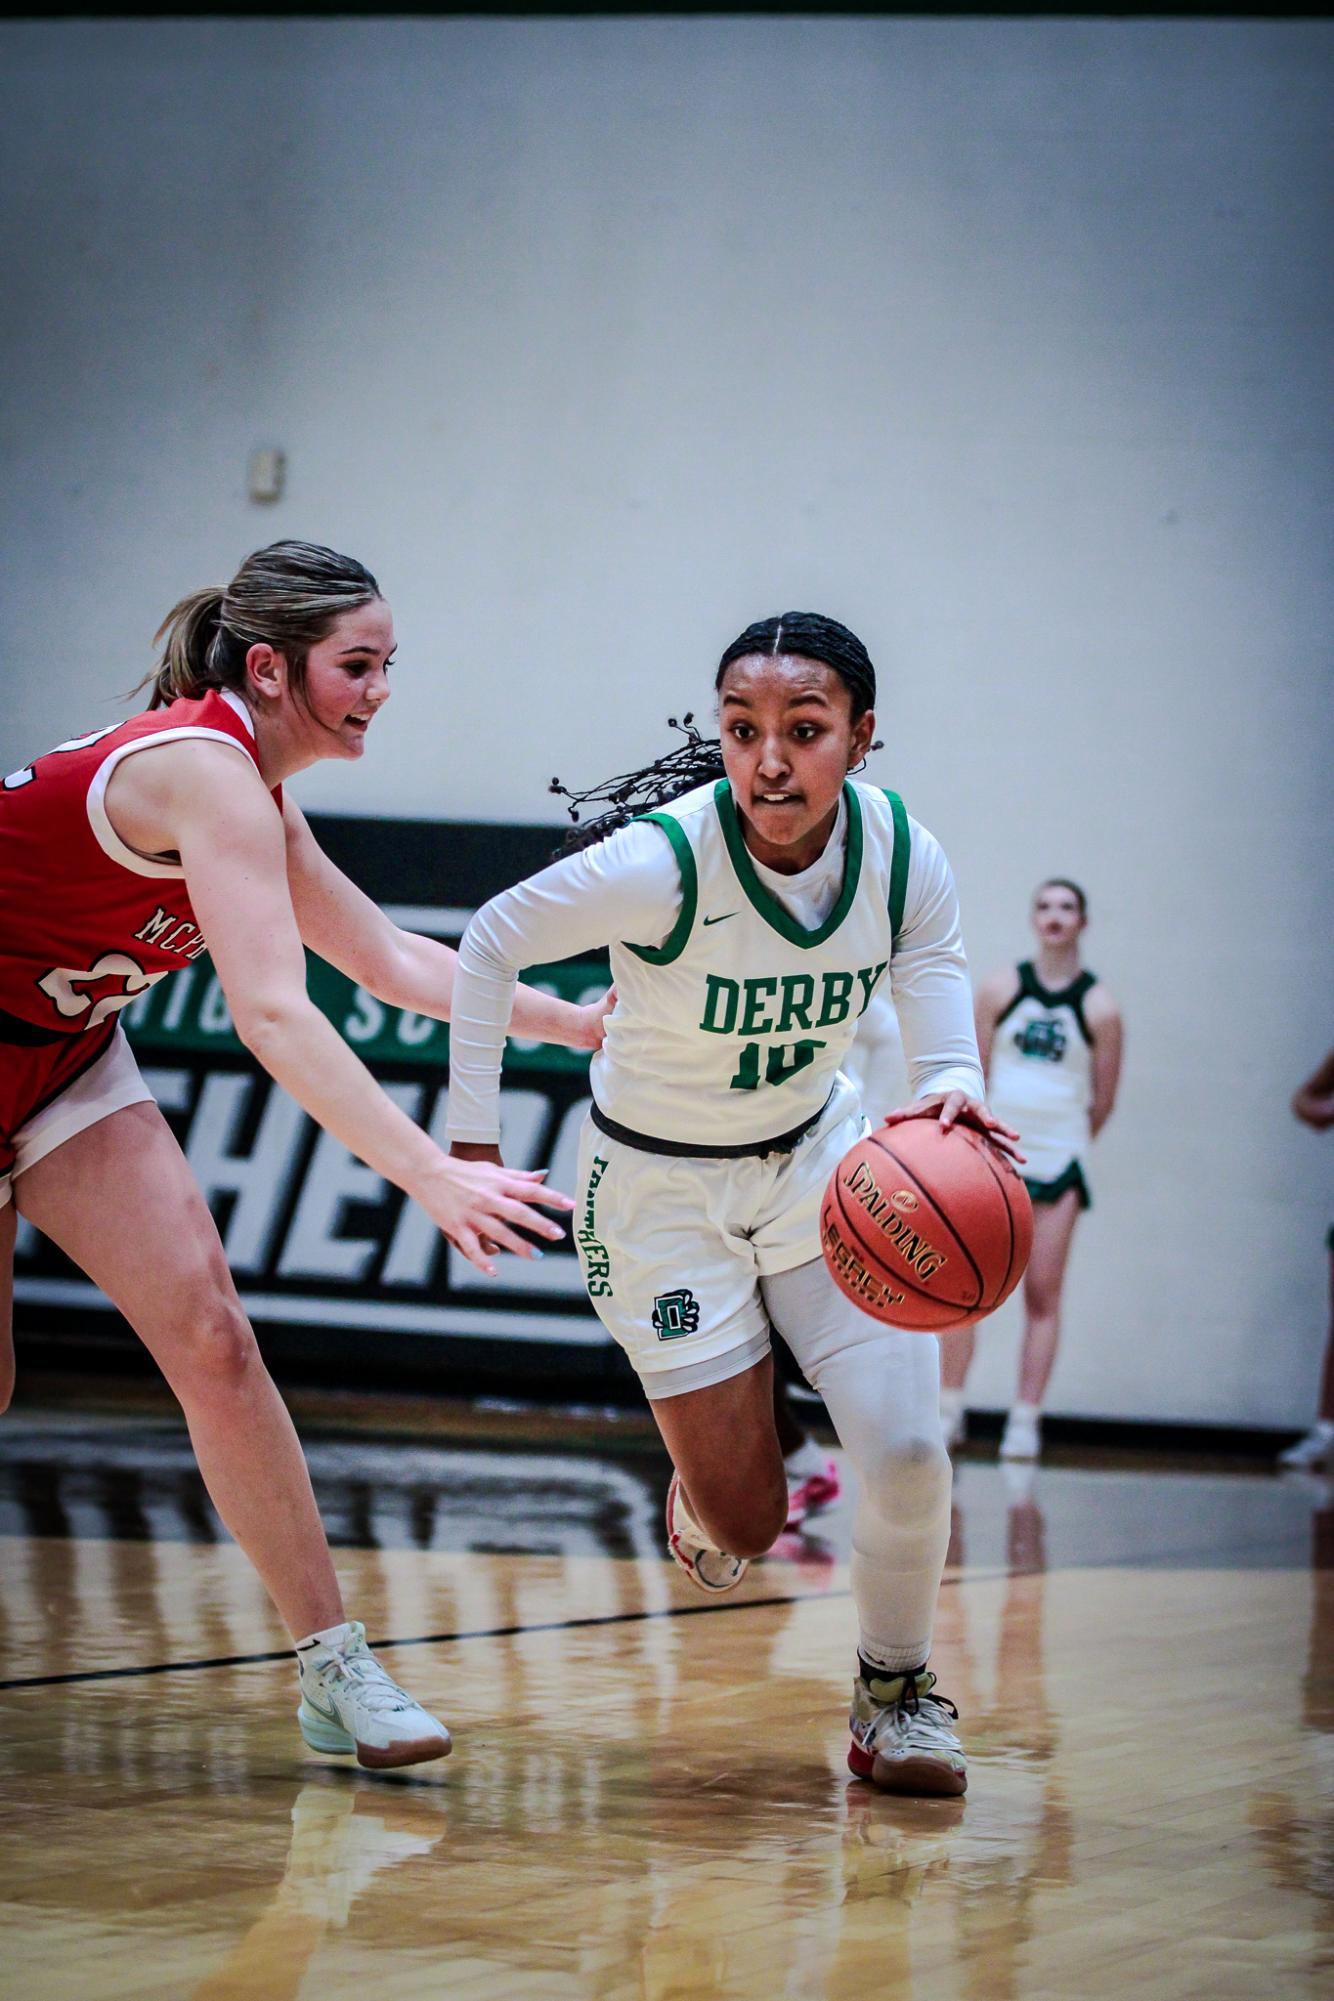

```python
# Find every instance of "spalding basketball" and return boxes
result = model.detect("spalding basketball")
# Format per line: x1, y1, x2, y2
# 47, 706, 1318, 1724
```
821, 1118, 1033, 1331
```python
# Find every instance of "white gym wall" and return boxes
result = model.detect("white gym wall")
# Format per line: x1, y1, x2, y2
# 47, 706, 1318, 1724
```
2, 17, 1330, 1427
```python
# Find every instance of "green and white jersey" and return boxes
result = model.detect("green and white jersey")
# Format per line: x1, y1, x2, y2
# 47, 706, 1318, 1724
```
595, 781, 910, 1145
987, 961, 1097, 1181
446, 777, 983, 1148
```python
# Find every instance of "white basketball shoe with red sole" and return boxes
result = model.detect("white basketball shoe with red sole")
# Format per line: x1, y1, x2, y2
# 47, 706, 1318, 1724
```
665, 1470, 749, 1594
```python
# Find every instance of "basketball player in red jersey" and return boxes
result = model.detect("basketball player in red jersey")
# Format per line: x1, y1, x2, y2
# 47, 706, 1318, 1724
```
0, 540, 604, 1769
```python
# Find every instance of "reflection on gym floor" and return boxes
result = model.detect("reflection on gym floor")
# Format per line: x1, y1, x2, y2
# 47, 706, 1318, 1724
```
2, 1398, 1330, 1999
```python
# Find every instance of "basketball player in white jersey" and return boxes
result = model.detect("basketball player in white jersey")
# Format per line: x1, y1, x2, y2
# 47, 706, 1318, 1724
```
446, 613, 1021, 1797
940, 881, 1122, 1460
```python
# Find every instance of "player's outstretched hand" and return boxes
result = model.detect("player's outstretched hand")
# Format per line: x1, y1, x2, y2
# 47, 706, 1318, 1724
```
881, 1091, 1026, 1166
421, 1150, 573, 1278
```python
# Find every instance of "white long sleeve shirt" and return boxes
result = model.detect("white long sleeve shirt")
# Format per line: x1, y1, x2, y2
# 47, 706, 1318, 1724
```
446, 780, 983, 1146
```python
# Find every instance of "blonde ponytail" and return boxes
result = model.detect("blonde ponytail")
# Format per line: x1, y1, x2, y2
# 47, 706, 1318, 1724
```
142, 587, 230, 708
136, 542, 381, 713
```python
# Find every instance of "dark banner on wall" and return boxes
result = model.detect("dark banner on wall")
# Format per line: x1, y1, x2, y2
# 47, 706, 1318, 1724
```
13, 815, 637, 1398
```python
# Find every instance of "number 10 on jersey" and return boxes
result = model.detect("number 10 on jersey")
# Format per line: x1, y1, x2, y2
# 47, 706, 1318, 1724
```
729, 1038, 827, 1091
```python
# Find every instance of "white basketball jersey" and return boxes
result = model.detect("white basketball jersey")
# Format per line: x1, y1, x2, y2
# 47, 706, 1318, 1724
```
986, 961, 1096, 1180
590, 779, 910, 1148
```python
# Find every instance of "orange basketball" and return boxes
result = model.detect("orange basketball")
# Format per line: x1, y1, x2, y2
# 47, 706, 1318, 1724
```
820, 1117, 1033, 1332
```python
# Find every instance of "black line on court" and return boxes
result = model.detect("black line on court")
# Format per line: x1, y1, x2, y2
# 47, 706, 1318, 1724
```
13, 1532, 1300, 1695
0, 1566, 1027, 1694
0, 1587, 853, 1691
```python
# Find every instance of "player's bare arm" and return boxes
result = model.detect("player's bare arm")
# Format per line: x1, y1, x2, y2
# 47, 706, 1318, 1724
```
1086, 985, 1124, 1137
280, 798, 611, 1052
974, 966, 1021, 1082
103, 738, 572, 1275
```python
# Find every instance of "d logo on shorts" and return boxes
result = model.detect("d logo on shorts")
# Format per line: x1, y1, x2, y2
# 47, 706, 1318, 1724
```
652, 1289, 700, 1340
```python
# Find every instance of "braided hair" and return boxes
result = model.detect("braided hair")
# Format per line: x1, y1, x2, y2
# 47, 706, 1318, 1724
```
716, 612, 876, 718
551, 611, 878, 853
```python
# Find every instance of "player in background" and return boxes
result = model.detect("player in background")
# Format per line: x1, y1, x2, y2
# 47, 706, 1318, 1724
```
0, 540, 605, 1769
447, 612, 1019, 1797
939, 881, 1122, 1460
1278, 1045, 1334, 1468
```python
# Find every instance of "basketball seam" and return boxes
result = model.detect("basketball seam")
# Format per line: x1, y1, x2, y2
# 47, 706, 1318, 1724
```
827, 1188, 971, 1325
832, 1185, 978, 1317
831, 1157, 981, 1316
971, 1137, 1020, 1306
868, 1130, 988, 1304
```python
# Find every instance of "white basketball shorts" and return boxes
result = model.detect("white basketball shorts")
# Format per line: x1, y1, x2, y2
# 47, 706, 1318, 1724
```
572, 1073, 865, 1398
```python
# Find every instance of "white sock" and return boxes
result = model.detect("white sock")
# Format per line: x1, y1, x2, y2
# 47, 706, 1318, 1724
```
671, 1479, 722, 1553
858, 1644, 929, 1680
1307, 1419, 1334, 1440
296, 1619, 357, 1655
1008, 1401, 1041, 1425
783, 1436, 829, 1479
939, 1387, 965, 1423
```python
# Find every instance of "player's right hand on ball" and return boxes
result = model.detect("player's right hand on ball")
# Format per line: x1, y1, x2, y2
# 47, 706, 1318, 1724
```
882, 1091, 1025, 1166
420, 1151, 572, 1277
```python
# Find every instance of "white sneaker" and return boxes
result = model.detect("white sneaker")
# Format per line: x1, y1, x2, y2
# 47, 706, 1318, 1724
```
1000, 1405, 1042, 1460
296, 1622, 451, 1769
848, 1668, 967, 1798
665, 1470, 749, 1594
1278, 1421, 1334, 1469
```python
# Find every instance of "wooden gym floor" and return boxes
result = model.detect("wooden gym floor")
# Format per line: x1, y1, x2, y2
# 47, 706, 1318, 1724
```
0, 1377, 1330, 2000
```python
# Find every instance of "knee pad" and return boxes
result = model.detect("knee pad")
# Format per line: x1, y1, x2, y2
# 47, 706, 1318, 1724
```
859, 1432, 951, 1529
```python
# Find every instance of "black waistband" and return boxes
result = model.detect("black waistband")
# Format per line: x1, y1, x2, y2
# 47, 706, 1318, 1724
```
589, 1090, 834, 1161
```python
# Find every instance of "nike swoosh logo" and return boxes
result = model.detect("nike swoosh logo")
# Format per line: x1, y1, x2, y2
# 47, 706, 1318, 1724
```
702, 912, 737, 926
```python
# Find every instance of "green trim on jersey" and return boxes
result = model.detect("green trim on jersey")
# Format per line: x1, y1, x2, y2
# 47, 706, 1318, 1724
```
997, 961, 1098, 1045
712, 779, 865, 950
622, 811, 699, 965
884, 790, 910, 945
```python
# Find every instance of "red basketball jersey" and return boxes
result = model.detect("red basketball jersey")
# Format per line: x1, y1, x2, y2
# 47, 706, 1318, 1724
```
0, 688, 279, 1041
